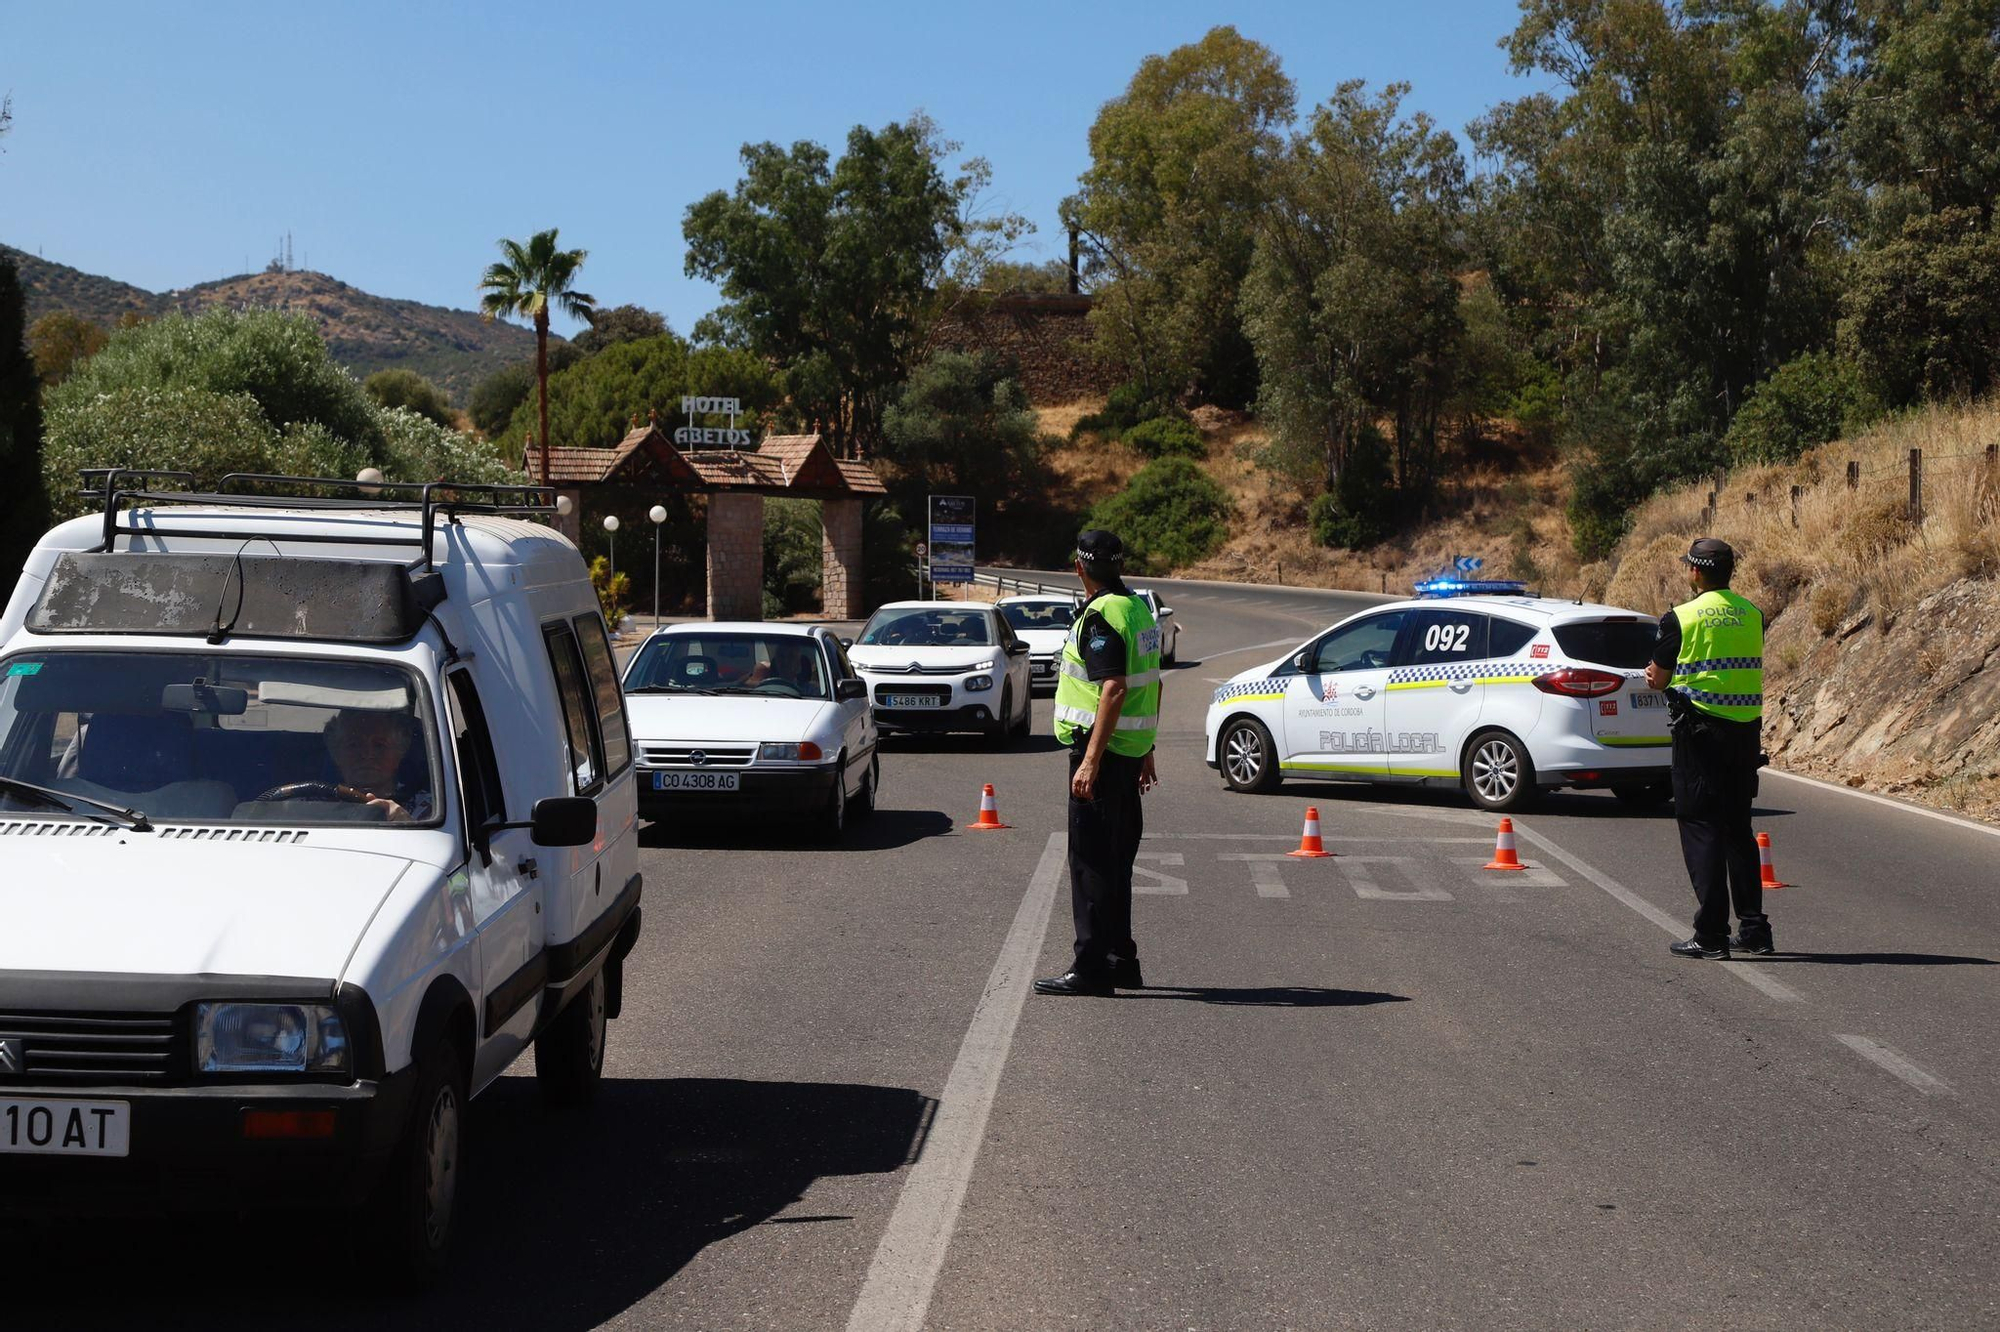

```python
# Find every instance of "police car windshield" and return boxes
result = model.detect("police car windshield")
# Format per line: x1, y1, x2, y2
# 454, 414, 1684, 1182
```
625, 634, 829, 699
1001, 602, 1076, 631
1553, 620, 1658, 669
0, 651, 439, 827
859, 609, 992, 648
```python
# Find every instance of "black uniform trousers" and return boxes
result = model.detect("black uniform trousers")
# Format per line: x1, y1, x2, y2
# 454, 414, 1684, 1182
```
1670, 709, 1769, 948
1067, 743, 1144, 975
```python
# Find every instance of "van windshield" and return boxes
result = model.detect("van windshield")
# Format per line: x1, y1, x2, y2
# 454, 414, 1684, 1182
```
0, 651, 439, 827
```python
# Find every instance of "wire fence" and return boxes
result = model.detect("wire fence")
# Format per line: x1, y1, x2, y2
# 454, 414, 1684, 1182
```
1697, 443, 1999, 527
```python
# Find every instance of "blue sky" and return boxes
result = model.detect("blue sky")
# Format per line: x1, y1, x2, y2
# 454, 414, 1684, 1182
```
2, 1, 1552, 337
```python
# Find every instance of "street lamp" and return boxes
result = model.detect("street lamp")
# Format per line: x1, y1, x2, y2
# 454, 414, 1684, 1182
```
649, 504, 668, 630
555, 494, 573, 517
602, 514, 620, 599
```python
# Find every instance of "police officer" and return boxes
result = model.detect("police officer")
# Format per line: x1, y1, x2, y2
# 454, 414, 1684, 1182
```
1643, 537, 1773, 960
1034, 530, 1162, 997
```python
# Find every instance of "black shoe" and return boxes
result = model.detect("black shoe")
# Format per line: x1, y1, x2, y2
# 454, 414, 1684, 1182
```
1034, 969, 1115, 997
1670, 937, 1730, 960
1731, 932, 1775, 955
1111, 957, 1145, 989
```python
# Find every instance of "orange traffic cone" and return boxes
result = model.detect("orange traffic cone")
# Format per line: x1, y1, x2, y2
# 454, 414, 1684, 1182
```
1757, 831, 1790, 888
965, 783, 1011, 831
1287, 806, 1334, 858
1483, 817, 1527, 871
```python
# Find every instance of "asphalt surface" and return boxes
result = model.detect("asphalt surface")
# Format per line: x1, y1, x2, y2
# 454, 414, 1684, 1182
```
25, 571, 2000, 1330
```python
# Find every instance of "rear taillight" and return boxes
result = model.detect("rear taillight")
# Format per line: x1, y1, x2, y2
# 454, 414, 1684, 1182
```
1532, 668, 1626, 698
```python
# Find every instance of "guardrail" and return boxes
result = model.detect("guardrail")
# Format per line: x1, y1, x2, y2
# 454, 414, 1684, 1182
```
970, 570, 1080, 600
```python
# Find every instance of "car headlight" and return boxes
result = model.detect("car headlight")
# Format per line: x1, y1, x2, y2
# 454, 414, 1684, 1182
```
758, 741, 825, 761
968, 659, 996, 673
965, 675, 994, 692
196, 1002, 350, 1075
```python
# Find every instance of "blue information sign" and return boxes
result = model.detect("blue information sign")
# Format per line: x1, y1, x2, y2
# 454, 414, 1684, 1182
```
928, 495, 975, 584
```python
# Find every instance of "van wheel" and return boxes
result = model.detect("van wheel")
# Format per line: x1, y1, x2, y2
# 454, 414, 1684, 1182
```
1219, 717, 1281, 793
1465, 731, 1537, 812
371, 1036, 467, 1288
536, 968, 607, 1108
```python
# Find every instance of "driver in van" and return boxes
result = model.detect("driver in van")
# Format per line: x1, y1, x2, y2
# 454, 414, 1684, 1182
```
324, 709, 432, 823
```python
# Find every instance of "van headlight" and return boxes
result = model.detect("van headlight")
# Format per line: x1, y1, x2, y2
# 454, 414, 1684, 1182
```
196, 1002, 351, 1075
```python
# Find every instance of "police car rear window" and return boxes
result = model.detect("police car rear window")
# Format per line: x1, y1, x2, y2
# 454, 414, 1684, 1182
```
1490, 618, 1537, 657
1553, 620, 1657, 668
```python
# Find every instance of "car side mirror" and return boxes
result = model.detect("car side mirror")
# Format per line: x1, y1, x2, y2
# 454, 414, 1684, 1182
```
835, 678, 867, 701
1005, 641, 1030, 656
1293, 651, 1314, 673
839, 636, 854, 648
528, 796, 597, 847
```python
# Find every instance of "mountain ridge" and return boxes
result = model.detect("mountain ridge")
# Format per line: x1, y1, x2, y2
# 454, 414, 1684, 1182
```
3, 244, 552, 404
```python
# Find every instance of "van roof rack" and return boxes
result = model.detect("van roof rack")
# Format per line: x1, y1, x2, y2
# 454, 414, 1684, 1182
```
80, 469, 559, 572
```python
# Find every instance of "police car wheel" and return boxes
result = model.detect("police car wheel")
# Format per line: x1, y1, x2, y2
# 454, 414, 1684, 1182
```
1465, 730, 1536, 812
1219, 718, 1280, 793
1612, 780, 1672, 807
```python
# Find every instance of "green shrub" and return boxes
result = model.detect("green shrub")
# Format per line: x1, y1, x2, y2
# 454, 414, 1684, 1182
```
1084, 456, 1232, 573
363, 369, 456, 428
762, 497, 823, 616
1724, 351, 1880, 465
1070, 380, 1172, 440
1123, 416, 1205, 459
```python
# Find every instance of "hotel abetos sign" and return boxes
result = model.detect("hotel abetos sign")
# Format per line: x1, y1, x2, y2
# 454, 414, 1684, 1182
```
674, 396, 759, 449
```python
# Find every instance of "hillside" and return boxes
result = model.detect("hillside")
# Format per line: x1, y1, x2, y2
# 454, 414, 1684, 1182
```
3, 245, 547, 403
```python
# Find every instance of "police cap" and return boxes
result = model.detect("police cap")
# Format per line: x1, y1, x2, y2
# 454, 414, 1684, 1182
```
1074, 529, 1127, 568
1679, 536, 1736, 572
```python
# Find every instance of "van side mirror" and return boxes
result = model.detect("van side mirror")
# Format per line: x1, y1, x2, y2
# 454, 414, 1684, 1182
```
529, 797, 597, 847
835, 678, 867, 701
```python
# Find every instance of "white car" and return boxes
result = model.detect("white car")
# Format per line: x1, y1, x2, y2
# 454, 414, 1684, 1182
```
0, 472, 640, 1281
997, 594, 1080, 692
1204, 590, 1672, 811
620, 622, 877, 838
1133, 588, 1181, 665
848, 601, 1033, 741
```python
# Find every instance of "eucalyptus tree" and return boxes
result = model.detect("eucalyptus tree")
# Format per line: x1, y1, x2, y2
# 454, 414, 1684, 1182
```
479, 229, 595, 487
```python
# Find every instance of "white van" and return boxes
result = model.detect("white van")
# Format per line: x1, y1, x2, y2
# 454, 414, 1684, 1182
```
0, 472, 641, 1282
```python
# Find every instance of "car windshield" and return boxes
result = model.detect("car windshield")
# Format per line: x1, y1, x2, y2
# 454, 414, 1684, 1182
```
1553, 619, 1659, 669
0, 651, 439, 826
1001, 602, 1076, 631
858, 609, 992, 647
625, 633, 829, 699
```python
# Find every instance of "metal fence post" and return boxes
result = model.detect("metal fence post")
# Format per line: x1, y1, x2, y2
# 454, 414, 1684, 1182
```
1789, 485, 1803, 528
1846, 460, 1859, 490
1910, 447, 1923, 523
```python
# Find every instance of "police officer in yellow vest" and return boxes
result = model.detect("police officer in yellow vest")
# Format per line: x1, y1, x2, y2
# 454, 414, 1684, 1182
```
1035, 530, 1162, 997
1643, 537, 1773, 960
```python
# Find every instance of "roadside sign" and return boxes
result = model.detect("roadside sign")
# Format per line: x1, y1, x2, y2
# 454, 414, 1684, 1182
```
1455, 556, 1484, 573
928, 495, 974, 584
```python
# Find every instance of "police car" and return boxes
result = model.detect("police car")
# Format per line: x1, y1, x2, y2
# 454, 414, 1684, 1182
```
1204, 578, 1672, 811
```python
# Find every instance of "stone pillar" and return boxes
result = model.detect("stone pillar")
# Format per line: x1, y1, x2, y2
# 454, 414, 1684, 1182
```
820, 498, 865, 621
706, 491, 765, 620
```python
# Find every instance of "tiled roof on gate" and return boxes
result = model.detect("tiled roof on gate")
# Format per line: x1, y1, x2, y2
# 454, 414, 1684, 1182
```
522, 427, 887, 495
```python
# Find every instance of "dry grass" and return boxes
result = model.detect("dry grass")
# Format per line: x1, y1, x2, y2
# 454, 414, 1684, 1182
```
1604, 398, 2000, 636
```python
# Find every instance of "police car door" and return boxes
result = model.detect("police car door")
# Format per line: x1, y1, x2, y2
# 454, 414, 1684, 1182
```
1280, 609, 1408, 779
1384, 607, 1489, 781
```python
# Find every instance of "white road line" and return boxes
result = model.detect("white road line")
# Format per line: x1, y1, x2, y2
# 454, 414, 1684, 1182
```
845, 832, 1067, 1332
1509, 821, 1804, 1004
1144, 833, 1491, 843
1765, 768, 2000, 842
1218, 853, 1292, 897
1197, 636, 1307, 661
1835, 1035, 1954, 1095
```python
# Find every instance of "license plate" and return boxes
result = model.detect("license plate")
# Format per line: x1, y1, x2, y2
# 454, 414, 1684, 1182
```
1631, 691, 1666, 709
0, 1097, 130, 1157
1032, 662, 1055, 677
652, 771, 740, 792
881, 693, 942, 709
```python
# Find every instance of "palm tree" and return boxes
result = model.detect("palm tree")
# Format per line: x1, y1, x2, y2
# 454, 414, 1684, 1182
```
479, 229, 596, 488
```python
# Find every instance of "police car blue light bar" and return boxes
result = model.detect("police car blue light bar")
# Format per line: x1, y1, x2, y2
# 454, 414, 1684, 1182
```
1413, 575, 1529, 599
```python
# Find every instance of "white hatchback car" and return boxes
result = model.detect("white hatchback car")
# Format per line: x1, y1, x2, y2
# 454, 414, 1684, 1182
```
620, 622, 877, 838
848, 602, 1033, 741
1205, 590, 1672, 811
1133, 588, 1181, 665
996, 594, 1080, 692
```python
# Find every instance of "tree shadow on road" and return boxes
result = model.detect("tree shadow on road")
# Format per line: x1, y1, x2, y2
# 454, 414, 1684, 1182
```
1752, 952, 1995, 966
23, 1076, 934, 1332
1124, 986, 1411, 1007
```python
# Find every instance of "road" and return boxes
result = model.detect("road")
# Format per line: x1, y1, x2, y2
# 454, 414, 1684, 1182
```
29, 572, 2000, 1330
